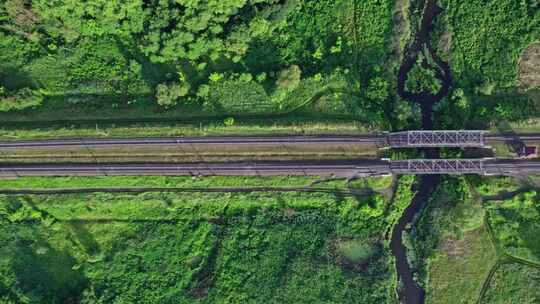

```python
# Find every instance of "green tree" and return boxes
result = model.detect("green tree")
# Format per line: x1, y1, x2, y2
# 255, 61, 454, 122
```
276, 65, 302, 91
155, 82, 190, 107
0, 88, 43, 112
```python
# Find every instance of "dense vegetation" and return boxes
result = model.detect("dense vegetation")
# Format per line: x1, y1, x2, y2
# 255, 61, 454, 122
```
0, 0, 399, 130
0, 175, 415, 303
437, 0, 539, 91
480, 263, 540, 304
404, 52, 443, 96
486, 190, 540, 264
412, 176, 540, 304
432, 0, 540, 129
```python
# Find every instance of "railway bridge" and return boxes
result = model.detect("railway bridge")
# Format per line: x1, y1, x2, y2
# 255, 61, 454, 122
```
387, 130, 488, 148
390, 159, 540, 176
390, 159, 485, 174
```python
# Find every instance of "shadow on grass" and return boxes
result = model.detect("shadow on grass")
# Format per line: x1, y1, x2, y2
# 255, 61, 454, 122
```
9, 243, 88, 303
481, 186, 538, 203
495, 120, 527, 155
1, 203, 88, 303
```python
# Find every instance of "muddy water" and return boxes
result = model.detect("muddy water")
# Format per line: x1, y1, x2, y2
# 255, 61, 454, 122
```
391, 0, 452, 303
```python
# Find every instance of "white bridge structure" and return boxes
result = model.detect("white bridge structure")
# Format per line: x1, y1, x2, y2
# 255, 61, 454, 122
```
387, 130, 488, 147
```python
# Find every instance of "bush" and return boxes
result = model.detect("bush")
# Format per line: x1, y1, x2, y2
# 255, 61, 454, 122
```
155, 82, 190, 107
337, 239, 376, 263
207, 78, 272, 113
405, 55, 442, 95
276, 65, 302, 91
0, 87, 43, 112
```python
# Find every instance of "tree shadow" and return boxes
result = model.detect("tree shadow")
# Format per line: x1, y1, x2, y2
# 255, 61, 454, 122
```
0, 65, 36, 90
9, 243, 88, 303
19, 195, 101, 256
113, 37, 176, 87
65, 222, 100, 256
244, 38, 284, 74
481, 186, 536, 203
1, 204, 88, 303
494, 120, 526, 155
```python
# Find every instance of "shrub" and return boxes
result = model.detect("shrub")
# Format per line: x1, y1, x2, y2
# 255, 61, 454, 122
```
155, 82, 190, 107
276, 65, 302, 91
337, 239, 376, 263
0, 88, 43, 112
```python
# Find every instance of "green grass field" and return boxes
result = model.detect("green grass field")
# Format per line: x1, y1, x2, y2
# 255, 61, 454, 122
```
425, 228, 496, 304
415, 177, 494, 303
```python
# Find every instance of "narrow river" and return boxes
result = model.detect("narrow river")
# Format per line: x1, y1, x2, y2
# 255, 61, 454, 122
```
390, 0, 452, 303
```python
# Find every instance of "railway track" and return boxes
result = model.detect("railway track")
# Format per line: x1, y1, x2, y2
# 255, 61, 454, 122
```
0, 132, 537, 149
0, 135, 385, 148
1, 159, 539, 177
0, 160, 391, 177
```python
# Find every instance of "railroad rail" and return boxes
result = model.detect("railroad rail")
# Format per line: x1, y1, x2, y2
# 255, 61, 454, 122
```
1, 159, 539, 177
0, 131, 538, 149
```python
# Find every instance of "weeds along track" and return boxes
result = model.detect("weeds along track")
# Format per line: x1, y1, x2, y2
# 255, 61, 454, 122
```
0, 186, 375, 196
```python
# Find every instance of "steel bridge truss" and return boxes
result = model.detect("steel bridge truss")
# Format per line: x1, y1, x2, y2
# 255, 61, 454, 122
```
387, 130, 487, 147
390, 159, 485, 175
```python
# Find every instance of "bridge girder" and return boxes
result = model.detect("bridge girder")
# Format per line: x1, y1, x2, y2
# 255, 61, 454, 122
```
390, 159, 485, 175
387, 130, 488, 147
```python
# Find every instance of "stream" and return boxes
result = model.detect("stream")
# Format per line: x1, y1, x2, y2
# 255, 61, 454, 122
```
390, 0, 452, 303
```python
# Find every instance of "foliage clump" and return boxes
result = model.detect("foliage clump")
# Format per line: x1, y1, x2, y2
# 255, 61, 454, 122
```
405, 54, 443, 95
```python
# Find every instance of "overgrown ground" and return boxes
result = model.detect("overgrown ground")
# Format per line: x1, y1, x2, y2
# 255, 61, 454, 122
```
480, 263, 540, 303
430, 0, 540, 130
0, 175, 394, 191
0, 119, 371, 140
0, 175, 413, 304
414, 175, 540, 304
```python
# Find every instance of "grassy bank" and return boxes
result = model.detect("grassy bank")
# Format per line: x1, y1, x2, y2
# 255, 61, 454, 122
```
415, 175, 540, 303
424, 228, 496, 304
0, 175, 394, 191
0, 118, 372, 140
485, 189, 540, 264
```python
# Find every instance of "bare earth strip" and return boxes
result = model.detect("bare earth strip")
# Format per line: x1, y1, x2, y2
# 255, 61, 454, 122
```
517, 42, 540, 90
0, 137, 382, 163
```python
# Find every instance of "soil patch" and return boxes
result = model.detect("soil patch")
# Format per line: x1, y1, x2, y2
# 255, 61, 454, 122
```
390, 0, 410, 59
437, 30, 452, 58
517, 43, 540, 90
439, 229, 479, 258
